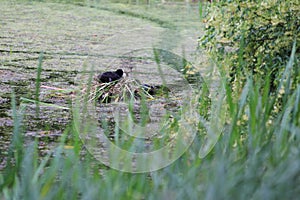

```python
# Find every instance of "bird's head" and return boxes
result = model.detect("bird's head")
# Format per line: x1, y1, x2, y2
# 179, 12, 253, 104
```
116, 69, 124, 77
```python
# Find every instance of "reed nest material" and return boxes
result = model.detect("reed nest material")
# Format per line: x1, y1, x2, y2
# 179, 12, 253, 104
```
87, 76, 164, 104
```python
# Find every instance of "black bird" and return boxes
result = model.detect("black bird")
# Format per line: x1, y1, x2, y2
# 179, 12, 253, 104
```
135, 84, 170, 97
97, 69, 123, 83
141, 84, 159, 95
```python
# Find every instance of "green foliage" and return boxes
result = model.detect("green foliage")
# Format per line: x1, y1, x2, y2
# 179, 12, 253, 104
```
1, 56, 300, 199
199, 0, 300, 91
1, 1, 300, 199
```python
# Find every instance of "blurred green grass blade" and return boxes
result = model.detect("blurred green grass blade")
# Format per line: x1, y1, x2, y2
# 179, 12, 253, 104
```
20, 97, 70, 110
35, 52, 43, 118
198, 1, 203, 20
1, 91, 25, 189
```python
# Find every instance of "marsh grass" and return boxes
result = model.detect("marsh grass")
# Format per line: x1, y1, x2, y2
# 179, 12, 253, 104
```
1, 43, 299, 198
1, 1, 299, 199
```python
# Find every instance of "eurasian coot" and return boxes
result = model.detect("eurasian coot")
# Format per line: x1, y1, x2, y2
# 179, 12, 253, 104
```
97, 69, 123, 83
135, 84, 170, 97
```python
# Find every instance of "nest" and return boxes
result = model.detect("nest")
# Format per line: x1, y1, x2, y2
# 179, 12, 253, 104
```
88, 77, 158, 104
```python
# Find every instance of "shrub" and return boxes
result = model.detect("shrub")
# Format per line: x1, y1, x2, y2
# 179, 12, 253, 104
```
199, 0, 299, 92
